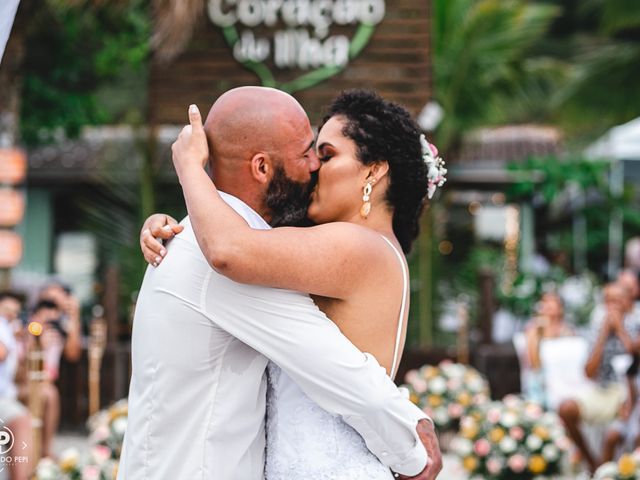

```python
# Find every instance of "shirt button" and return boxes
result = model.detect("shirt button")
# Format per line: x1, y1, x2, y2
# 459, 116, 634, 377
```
382, 451, 388, 457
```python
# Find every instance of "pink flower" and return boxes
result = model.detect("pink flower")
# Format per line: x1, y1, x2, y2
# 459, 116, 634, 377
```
486, 457, 503, 475
487, 408, 501, 424
509, 426, 525, 441
429, 143, 439, 158
555, 436, 571, 451
92, 444, 111, 464
525, 403, 543, 419
447, 379, 461, 391
89, 425, 109, 444
405, 370, 419, 384
503, 395, 520, 408
448, 403, 464, 418
508, 454, 527, 473
474, 439, 491, 457
412, 378, 428, 394
82, 465, 100, 480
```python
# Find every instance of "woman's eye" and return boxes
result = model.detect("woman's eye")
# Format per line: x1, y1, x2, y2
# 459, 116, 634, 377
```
319, 154, 332, 163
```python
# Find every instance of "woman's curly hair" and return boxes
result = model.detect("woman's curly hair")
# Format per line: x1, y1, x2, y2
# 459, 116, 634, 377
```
320, 90, 430, 253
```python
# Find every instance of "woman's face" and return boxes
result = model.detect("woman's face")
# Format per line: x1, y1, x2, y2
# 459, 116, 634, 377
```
307, 116, 371, 224
539, 293, 563, 319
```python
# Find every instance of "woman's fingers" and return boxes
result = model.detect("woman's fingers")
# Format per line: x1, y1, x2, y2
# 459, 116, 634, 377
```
141, 229, 164, 266
140, 214, 184, 266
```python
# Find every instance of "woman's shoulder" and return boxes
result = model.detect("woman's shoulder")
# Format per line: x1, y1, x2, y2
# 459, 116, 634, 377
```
313, 222, 398, 255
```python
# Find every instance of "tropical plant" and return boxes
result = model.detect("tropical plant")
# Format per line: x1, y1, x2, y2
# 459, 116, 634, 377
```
551, 0, 640, 141
432, 0, 563, 153
20, 0, 150, 145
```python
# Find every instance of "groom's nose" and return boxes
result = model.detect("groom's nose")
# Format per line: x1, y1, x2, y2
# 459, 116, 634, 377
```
307, 149, 320, 173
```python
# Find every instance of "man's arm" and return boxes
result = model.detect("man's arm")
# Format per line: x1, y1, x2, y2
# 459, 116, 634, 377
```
200, 272, 432, 477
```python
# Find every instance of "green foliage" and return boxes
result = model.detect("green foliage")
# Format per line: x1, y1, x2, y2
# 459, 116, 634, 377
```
506, 156, 610, 202
20, 0, 150, 145
432, 0, 563, 152
79, 169, 186, 323
549, 0, 640, 140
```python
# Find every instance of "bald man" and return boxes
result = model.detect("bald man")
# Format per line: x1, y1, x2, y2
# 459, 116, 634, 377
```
118, 88, 440, 480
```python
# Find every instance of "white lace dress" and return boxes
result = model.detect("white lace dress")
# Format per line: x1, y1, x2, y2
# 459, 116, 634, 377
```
265, 237, 408, 480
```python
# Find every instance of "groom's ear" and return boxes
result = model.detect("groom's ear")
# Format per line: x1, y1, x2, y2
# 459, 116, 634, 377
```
249, 152, 273, 185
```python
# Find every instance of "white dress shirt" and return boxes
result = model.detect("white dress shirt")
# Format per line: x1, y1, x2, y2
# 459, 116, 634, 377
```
118, 192, 428, 480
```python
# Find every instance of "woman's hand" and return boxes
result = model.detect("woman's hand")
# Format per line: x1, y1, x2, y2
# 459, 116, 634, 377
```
172, 105, 209, 178
140, 214, 184, 266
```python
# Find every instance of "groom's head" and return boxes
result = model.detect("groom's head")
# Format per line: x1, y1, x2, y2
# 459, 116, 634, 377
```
202, 87, 319, 227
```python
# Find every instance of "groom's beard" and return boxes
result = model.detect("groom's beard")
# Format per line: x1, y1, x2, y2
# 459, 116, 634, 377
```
265, 166, 317, 227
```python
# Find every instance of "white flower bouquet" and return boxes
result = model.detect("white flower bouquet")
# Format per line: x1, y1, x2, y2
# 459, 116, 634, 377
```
34, 399, 127, 479
450, 395, 570, 479
402, 361, 490, 432
593, 450, 640, 480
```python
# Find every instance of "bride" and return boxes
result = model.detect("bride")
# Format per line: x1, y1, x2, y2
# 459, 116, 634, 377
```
141, 90, 445, 479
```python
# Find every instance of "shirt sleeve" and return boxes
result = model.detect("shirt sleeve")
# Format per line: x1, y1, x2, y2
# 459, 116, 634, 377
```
201, 271, 429, 476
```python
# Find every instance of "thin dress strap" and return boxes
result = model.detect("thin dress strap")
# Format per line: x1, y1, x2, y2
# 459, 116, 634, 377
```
381, 236, 408, 379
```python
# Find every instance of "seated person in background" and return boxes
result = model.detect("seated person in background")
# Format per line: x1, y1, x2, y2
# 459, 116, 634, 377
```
0, 292, 32, 480
524, 292, 574, 405
38, 282, 82, 362
18, 300, 66, 459
602, 353, 640, 462
590, 269, 640, 328
558, 283, 639, 472
618, 270, 640, 328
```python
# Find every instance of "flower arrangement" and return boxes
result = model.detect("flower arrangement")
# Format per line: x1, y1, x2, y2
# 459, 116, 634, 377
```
419, 133, 447, 199
35, 399, 127, 480
402, 361, 490, 432
593, 450, 640, 480
450, 395, 570, 479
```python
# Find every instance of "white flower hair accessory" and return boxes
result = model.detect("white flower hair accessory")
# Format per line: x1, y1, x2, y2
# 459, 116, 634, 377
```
420, 133, 447, 199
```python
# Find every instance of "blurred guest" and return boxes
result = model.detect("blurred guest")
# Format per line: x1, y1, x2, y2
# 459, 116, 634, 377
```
524, 292, 574, 405
38, 282, 82, 362
625, 237, 640, 273
618, 270, 640, 317
602, 354, 640, 463
590, 270, 640, 328
0, 292, 32, 480
558, 284, 639, 472
20, 300, 64, 459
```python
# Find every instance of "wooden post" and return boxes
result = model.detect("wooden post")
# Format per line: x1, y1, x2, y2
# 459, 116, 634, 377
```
478, 269, 496, 345
88, 306, 107, 416
103, 265, 119, 346
418, 207, 433, 347
457, 301, 470, 365
26, 321, 45, 465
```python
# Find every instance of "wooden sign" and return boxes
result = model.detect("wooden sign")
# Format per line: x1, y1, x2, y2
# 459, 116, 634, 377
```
150, 0, 431, 125
208, 1, 386, 92
0, 189, 25, 227
0, 148, 27, 185
0, 230, 22, 268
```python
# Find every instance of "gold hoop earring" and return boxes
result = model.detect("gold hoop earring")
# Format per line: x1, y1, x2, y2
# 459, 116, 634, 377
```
360, 181, 373, 219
